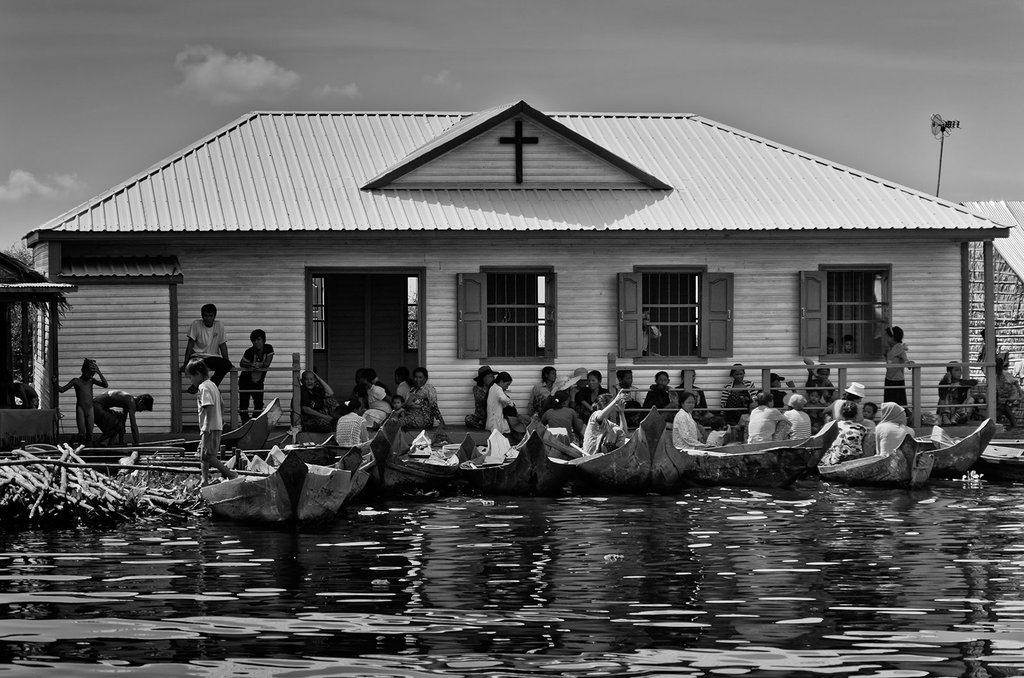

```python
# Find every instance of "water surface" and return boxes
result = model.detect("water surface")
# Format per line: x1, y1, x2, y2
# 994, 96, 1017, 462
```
2, 480, 1024, 676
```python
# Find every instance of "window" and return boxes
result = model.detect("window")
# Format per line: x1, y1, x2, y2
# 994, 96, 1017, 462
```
799, 268, 890, 356
457, 270, 556, 359
311, 276, 326, 350
406, 275, 419, 350
617, 270, 734, 359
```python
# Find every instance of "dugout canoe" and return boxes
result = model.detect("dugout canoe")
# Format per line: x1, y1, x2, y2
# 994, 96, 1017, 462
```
459, 431, 573, 496
975, 444, 1024, 482
568, 409, 664, 492
914, 419, 995, 478
817, 435, 933, 488
649, 415, 831, 492
371, 416, 463, 495
221, 398, 283, 452
200, 450, 355, 524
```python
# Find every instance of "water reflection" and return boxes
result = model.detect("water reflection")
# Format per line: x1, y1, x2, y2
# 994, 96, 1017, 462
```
1, 481, 1023, 676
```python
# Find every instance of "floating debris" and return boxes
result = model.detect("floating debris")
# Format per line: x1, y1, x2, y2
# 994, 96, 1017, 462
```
0, 444, 202, 530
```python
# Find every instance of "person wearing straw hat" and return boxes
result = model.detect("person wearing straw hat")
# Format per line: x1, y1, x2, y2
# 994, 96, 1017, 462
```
465, 366, 497, 430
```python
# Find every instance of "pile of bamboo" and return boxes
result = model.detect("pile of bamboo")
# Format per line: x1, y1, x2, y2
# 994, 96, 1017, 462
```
0, 444, 203, 529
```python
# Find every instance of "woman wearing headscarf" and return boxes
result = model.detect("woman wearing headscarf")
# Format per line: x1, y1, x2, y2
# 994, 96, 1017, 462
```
875, 401, 914, 457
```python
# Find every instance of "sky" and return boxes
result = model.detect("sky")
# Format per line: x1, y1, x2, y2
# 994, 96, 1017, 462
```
2, 0, 1023, 249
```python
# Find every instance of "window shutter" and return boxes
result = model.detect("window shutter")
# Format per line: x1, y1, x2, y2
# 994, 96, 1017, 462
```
544, 273, 557, 358
618, 272, 643, 358
457, 273, 486, 359
699, 272, 734, 358
799, 270, 828, 355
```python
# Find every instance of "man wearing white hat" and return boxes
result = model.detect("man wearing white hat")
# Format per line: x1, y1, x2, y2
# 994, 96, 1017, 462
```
826, 382, 866, 422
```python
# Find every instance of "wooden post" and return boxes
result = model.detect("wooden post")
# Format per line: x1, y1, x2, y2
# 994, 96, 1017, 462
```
169, 283, 181, 433
228, 369, 238, 431
910, 364, 922, 428
607, 352, 617, 392
291, 352, 301, 426
20, 301, 29, 384
760, 368, 771, 396
49, 301, 59, 412
837, 367, 847, 398
961, 242, 970, 367
984, 240, 997, 423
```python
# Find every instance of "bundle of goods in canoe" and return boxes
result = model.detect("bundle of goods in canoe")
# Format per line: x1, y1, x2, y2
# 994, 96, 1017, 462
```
0, 444, 203, 530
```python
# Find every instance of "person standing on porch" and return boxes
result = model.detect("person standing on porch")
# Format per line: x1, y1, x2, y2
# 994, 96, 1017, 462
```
181, 303, 231, 393
238, 329, 274, 422
883, 326, 911, 407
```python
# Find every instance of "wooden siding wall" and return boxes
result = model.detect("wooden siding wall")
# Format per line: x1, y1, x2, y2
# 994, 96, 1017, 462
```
968, 242, 1024, 374
58, 283, 171, 433
392, 117, 645, 187
48, 233, 965, 430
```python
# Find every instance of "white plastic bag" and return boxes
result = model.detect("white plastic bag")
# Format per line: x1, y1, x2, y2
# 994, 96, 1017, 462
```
483, 429, 511, 465
410, 430, 432, 457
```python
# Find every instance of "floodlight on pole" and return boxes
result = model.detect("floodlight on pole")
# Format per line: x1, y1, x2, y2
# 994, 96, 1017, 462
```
931, 113, 960, 198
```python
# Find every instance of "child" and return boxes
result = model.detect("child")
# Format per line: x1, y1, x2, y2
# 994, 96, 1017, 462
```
185, 358, 238, 485
391, 394, 406, 414
860, 401, 878, 433
334, 399, 370, 448
57, 358, 108, 445
541, 390, 585, 444
704, 416, 729, 447
238, 329, 274, 422
822, 401, 867, 466
783, 394, 813, 440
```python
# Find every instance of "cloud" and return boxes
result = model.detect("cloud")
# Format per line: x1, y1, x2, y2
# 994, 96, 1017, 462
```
316, 83, 362, 99
422, 70, 462, 90
174, 44, 300, 105
0, 170, 84, 202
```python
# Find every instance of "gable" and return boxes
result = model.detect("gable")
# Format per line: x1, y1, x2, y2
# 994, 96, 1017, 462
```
388, 115, 651, 189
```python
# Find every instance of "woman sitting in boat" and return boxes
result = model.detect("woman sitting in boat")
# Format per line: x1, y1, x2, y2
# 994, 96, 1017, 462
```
875, 401, 914, 457
527, 366, 559, 417
397, 366, 447, 432
299, 370, 336, 434
581, 391, 629, 456
783, 393, 812, 440
357, 368, 392, 430
747, 391, 790, 443
465, 366, 496, 430
489, 371, 531, 442
821, 401, 868, 465
574, 370, 609, 420
334, 398, 370, 448
540, 390, 585, 444
672, 391, 710, 449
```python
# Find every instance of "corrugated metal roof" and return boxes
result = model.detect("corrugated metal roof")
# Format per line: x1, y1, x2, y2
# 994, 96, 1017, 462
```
962, 201, 1024, 278
0, 283, 76, 291
61, 257, 182, 278
31, 106, 1008, 237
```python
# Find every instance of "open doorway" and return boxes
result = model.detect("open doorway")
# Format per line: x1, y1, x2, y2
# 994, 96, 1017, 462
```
308, 270, 422, 394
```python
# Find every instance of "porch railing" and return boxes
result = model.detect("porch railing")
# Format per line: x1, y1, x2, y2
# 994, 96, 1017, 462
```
605, 353, 999, 428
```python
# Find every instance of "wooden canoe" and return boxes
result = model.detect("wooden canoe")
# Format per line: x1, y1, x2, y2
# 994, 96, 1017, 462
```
818, 435, 933, 488
222, 398, 283, 451
649, 414, 830, 491
202, 447, 359, 524
914, 419, 995, 478
459, 431, 573, 496
568, 409, 662, 492
976, 444, 1024, 482
372, 416, 463, 495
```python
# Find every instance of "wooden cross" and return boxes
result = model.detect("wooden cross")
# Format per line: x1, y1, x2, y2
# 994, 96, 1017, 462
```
499, 119, 538, 184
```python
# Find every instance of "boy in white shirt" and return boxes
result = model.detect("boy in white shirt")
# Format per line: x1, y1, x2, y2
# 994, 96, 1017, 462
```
186, 358, 238, 485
